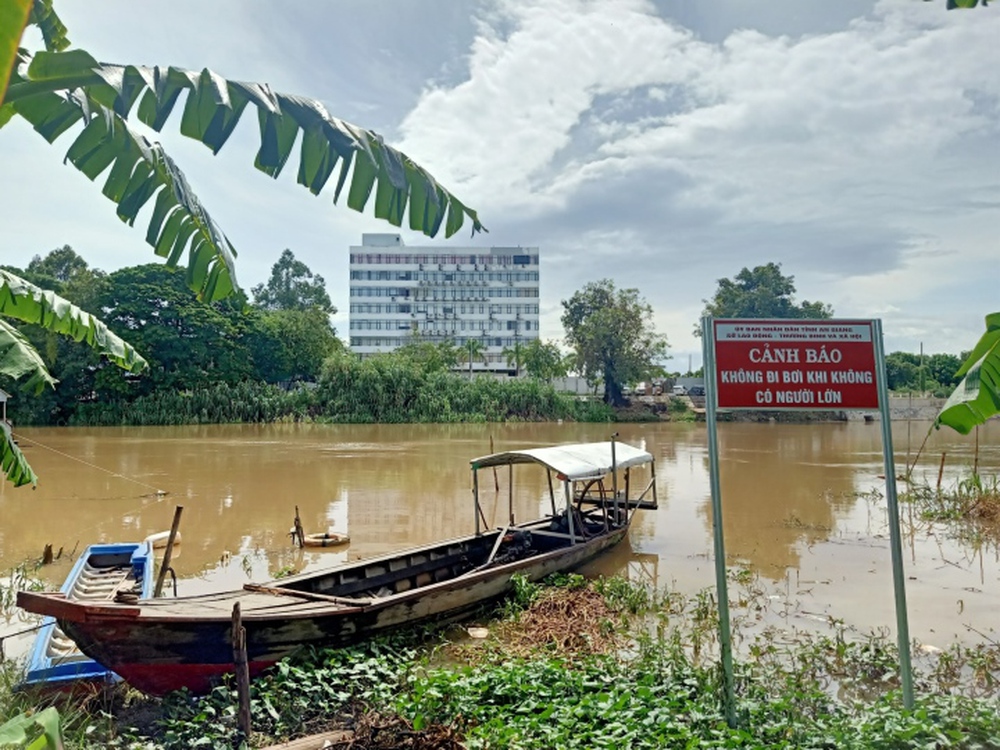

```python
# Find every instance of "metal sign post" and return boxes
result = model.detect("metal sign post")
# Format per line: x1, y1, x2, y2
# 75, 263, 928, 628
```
700, 317, 737, 728
702, 317, 914, 720
873, 319, 914, 708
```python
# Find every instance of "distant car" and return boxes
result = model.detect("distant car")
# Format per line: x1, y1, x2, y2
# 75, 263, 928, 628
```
672, 385, 687, 396
688, 385, 705, 397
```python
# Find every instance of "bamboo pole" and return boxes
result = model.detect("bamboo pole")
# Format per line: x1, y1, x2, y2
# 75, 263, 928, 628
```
154, 505, 183, 598
232, 602, 252, 741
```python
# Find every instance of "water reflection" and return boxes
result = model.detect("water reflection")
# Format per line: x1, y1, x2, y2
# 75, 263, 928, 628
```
709, 424, 868, 577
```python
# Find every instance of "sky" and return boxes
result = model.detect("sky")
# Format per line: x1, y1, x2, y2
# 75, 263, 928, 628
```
3, 0, 998, 370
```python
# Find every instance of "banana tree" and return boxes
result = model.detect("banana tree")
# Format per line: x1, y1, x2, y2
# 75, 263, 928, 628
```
934, 312, 1000, 435
0, 269, 147, 486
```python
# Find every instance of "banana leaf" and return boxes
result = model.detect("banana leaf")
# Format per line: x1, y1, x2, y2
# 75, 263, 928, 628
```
0, 269, 148, 378
0, 268, 148, 487
0, 0, 31, 109
935, 312, 1000, 435
0, 706, 63, 748
0, 419, 37, 488
4, 47, 484, 302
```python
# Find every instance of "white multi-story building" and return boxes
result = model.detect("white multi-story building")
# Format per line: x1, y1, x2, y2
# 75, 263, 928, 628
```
349, 234, 540, 374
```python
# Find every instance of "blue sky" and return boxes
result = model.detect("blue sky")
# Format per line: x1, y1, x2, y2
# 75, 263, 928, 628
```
3, 0, 998, 369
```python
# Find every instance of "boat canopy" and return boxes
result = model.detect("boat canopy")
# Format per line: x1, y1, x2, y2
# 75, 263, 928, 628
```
470, 441, 653, 482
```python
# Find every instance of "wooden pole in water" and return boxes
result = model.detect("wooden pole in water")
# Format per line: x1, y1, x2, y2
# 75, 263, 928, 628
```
490, 434, 499, 492
937, 452, 947, 494
154, 505, 183, 598
293, 506, 306, 548
232, 602, 252, 741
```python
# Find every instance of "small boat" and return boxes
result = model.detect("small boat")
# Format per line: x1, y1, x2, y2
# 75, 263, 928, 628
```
20, 542, 154, 692
19, 440, 658, 697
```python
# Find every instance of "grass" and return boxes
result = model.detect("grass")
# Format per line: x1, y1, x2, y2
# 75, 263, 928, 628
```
4, 572, 997, 749
902, 471, 1000, 546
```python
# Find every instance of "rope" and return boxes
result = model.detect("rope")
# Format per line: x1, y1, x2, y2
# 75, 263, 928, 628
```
8, 430, 172, 556
12, 430, 167, 497
0, 621, 47, 662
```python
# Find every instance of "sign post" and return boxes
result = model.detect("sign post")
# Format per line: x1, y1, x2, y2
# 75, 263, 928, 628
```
702, 317, 914, 719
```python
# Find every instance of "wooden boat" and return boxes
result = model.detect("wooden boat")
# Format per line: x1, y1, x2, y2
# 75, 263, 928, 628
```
20, 542, 154, 692
18, 441, 657, 697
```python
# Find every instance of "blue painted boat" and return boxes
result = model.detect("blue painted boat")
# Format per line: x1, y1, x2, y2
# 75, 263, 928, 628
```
20, 542, 154, 691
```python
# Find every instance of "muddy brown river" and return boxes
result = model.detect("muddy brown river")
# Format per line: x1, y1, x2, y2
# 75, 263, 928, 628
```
1, 420, 997, 659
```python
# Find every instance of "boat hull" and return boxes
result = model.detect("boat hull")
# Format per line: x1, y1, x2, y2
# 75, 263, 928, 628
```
40, 526, 624, 696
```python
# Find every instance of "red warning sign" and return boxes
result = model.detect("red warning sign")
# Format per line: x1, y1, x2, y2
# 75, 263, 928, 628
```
713, 319, 880, 410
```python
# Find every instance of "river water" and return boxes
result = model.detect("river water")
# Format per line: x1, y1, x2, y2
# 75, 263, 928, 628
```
1, 420, 997, 657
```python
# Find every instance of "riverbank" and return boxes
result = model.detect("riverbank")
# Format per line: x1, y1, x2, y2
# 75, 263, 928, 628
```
5, 574, 998, 748
624, 394, 948, 422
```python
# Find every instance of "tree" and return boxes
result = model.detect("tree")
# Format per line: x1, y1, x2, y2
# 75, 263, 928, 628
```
698, 263, 832, 333
252, 250, 334, 314
395, 337, 460, 374
521, 339, 568, 381
245, 307, 341, 383
923, 0, 992, 8
0, 0, 482, 485
561, 279, 668, 406
501, 341, 524, 376
25, 245, 89, 286
2, 248, 116, 425
462, 338, 486, 378
96, 264, 253, 394
885, 352, 921, 391
1, 2, 483, 303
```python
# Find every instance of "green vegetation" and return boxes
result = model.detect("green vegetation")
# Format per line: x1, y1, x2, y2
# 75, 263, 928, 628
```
3, 251, 341, 427
885, 351, 964, 395
902, 471, 1000, 546
5, 574, 999, 749
699, 262, 832, 329
5, 248, 688, 427
316, 349, 610, 424
562, 279, 668, 407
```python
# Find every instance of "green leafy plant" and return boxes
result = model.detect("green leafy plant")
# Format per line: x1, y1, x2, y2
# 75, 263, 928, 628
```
935, 312, 1000, 435
0, 708, 63, 750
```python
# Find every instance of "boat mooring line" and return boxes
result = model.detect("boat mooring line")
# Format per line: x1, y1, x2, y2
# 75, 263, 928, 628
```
0, 621, 47, 662
12, 431, 168, 497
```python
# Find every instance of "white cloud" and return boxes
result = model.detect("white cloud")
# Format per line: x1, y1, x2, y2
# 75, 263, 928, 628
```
397, 0, 999, 355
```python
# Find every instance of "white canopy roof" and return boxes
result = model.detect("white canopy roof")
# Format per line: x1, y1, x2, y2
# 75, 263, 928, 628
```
470, 441, 653, 482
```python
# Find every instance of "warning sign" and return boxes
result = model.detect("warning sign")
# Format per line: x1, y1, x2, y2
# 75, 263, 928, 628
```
713, 319, 879, 410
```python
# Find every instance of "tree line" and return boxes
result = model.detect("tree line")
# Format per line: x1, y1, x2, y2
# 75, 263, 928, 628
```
2, 245, 679, 425
2, 247, 342, 425
3, 251, 963, 430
